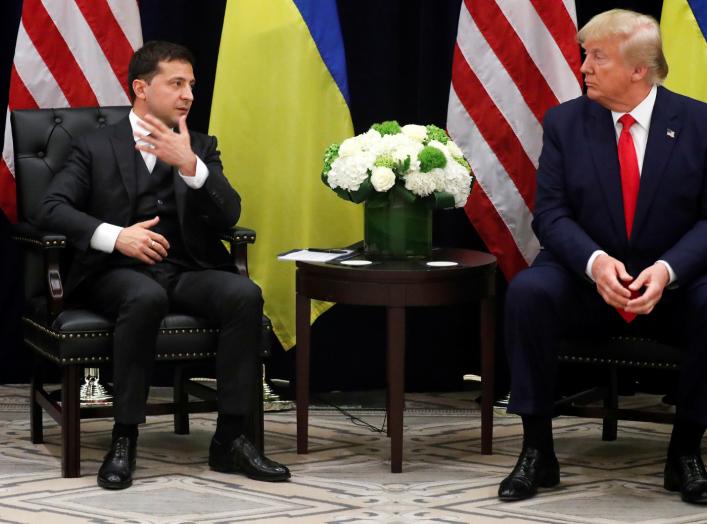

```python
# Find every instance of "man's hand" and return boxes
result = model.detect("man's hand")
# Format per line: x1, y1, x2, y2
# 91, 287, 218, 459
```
591, 253, 633, 308
624, 263, 670, 315
115, 216, 170, 264
135, 114, 197, 176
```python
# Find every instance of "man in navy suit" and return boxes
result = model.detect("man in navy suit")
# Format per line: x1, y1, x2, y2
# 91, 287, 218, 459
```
499, 10, 707, 503
39, 42, 290, 489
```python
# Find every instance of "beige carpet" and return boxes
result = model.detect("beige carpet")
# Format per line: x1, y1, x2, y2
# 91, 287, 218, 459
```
0, 385, 706, 523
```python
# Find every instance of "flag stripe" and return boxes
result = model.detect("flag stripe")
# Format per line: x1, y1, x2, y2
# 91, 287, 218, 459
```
464, 0, 559, 122
7, 66, 38, 110
448, 87, 539, 264
45, 0, 130, 105
455, 9, 544, 167
498, 0, 582, 100
529, 0, 583, 86
13, 23, 70, 108
75, 0, 135, 100
22, 0, 98, 106
105, 0, 142, 50
448, 0, 580, 280
465, 185, 528, 279
451, 47, 536, 209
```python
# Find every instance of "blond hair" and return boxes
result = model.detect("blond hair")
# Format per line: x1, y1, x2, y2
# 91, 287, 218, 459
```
577, 9, 668, 84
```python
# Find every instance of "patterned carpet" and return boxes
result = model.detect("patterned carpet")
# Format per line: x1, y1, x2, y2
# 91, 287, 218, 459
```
1, 384, 707, 523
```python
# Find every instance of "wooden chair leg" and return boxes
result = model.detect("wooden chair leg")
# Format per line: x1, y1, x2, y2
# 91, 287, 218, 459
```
602, 365, 618, 441
30, 356, 44, 444
61, 365, 81, 478
173, 365, 190, 435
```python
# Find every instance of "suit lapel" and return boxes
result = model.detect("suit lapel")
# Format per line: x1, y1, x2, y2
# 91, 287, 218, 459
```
631, 87, 680, 240
586, 101, 626, 243
110, 117, 137, 220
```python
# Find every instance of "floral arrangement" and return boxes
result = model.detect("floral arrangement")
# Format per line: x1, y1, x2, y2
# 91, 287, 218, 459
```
321, 121, 473, 209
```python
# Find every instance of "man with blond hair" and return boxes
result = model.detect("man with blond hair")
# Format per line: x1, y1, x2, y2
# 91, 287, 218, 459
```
499, 9, 707, 503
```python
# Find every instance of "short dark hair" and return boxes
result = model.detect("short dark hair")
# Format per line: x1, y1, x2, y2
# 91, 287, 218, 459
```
128, 41, 195, 101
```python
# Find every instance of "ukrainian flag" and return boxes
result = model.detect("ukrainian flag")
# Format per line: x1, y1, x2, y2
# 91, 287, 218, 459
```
209, 0, 362, 348
661, 0, 707, 102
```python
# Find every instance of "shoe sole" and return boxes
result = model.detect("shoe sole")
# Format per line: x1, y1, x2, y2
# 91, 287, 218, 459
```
664, 475, 707, 503
498, 470, 560, 501
209, 462, 290, 482
97, 477, 133, 490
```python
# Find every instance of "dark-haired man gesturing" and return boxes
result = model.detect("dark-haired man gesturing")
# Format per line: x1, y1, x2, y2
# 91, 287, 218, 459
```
39, 41, 290, 489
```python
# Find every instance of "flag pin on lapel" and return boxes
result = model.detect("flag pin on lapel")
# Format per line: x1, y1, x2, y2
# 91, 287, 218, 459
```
666, 128, 675, 138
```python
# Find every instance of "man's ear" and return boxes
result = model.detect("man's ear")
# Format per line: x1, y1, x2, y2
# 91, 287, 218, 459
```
631, 64, 649, 82
132, 79, 147, 100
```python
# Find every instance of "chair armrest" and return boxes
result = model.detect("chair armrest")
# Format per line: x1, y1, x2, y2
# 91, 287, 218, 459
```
11, 222, 66, 317
11, 222, 67, 249
221, 226, 256, 277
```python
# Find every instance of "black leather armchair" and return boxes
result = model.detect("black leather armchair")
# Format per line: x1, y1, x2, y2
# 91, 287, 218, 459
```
554, 336, 680, 439
10, 106, 269, 477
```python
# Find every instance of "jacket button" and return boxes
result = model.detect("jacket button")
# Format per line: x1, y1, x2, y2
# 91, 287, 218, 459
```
157, 199, 164, 206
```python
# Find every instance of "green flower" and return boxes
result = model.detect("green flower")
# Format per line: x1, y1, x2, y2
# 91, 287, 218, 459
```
418, 146, 447, 173
322, 143, 340, 175
425, 124, 449, 144
371, 120, 402, 135
374, 154, 395, 169
454, 155, 470, 171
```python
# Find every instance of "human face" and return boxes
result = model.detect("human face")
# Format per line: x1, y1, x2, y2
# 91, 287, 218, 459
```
132, 59, 195, 128
580, 36, 640, 112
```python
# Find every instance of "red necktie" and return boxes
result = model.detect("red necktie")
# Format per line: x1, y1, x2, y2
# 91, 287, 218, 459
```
616, 113, 640, 323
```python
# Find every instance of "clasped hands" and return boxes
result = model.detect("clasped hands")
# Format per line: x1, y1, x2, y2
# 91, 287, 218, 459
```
591, 253, 670, 315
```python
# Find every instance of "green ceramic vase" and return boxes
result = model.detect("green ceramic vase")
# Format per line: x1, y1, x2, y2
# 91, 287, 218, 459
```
364, 191, 432, 259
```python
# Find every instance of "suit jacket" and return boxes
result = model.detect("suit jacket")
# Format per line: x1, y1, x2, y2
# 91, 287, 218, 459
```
38, 116, 241, 295
532, 86, 707, 288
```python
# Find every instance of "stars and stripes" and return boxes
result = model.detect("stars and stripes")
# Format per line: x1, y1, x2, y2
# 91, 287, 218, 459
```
0, 0, 142, 222
447, 0, 582, 279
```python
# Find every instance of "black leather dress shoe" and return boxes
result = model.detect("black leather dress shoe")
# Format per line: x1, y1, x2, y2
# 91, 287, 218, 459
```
209, 435, 291, 482
97, 436, 136, 490
664, 454, 707, 503
498, 447, 560, 501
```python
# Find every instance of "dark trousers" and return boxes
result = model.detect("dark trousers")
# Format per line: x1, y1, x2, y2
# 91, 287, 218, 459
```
505, 258, 707, 425
78, 262, 263, 424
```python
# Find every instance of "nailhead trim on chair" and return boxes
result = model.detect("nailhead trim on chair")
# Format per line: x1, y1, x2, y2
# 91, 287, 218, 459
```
11, 235, 66, 248
557, 355, 679, 369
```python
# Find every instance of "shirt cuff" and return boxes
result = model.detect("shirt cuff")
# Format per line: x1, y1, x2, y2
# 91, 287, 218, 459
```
90, 223, 123, 253
656, 260, 676, 285
178, 156, 209, 189
586, 250, 607, 282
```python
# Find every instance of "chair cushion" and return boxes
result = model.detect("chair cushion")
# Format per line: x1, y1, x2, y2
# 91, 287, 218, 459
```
23, 309, 219, 365
557, 336, 681, 369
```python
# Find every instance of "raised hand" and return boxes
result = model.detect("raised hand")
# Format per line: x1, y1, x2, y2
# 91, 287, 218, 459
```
114, 216, 170, 264
135, 114, 197, 176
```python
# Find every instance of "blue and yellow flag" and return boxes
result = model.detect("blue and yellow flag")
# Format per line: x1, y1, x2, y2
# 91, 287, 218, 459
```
661, 0, 707, 102
210, 0, 362, 348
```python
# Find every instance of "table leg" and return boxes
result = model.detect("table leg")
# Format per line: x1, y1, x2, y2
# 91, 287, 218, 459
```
480, 296, 496, 455
296, 292, 311, 454
387, 306, 405, 473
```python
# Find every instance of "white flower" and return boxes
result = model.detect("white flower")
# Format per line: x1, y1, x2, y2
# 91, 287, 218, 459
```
446, 140, 464, 158
338, 136, 362, 157
370, 166, 396, 192
404, 171, 437, 197
401, 124, 427, 142
327, 153, 375, 191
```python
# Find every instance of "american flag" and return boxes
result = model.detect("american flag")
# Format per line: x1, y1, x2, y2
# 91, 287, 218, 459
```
0, 0, 142, 222
447, 0, 582, 279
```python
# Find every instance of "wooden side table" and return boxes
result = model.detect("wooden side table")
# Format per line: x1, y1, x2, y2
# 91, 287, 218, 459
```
295, 248, 497, 473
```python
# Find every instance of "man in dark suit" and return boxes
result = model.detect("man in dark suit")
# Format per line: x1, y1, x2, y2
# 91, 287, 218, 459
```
499, 10, 707, 503
39, 41, 290, 489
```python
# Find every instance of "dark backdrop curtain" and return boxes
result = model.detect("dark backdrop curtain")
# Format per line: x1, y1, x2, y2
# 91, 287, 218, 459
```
0, 0, 663, 387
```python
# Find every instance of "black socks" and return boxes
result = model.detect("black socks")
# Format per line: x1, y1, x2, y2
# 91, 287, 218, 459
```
522, 415, 554, 454
668, 418, 706, 459
215, 413, 245, 444
112, 422, 138, 446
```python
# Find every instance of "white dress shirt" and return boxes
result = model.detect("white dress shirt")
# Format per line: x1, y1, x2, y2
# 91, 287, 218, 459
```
584, 85, 675, 284
89, 110, 209, 253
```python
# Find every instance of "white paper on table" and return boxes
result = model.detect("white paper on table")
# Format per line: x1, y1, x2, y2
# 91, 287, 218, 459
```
277, 249, 354, 262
